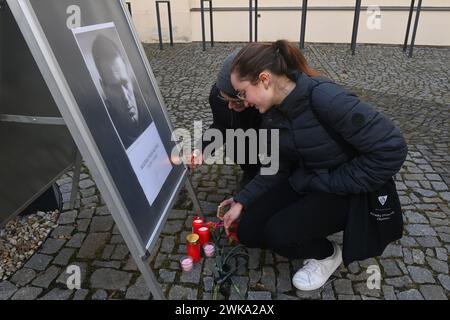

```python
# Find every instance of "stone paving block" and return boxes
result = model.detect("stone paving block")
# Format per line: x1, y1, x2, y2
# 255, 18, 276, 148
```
24, 254, 53, 271
51, 226, 75, 239
76, 219, 91, 232
95, 205, 110, 216
407, 266, 435, 284
110, 234, 124, 244
247, 291, 272, 300
160, 236, 176, 253
92, 261, 121, 269
385, 276, 413, 288
57, 211, 77, 225
406, 224, 437, 236
125, 276, 151, 300
333, 279, 354, 295
416, 236, 442, 248
11, 287, 42, 300
39, 288, 73, 300
66, 232, 86, 248
261, 267, 276, 292
10, 269, 36, 287
180, 261, 202, 284
426, 257, 449, 274
111, 244, 129, 260
435, 247, 448, 261
168, 285, 197, 300
90, 268, 132, 291
77, 233, 109, 259
162, 220, 184, 234
90, 216, 114, 233
380, 260, 402, 277
437, 274, 450, 291
382, 285, 397, 300
276, 263, 292, 293
78, 208, 94, 219
397, 289, 424, 300
91, 289, 108, 300
419, 285, 448, 300
40, 238, 66, 255
32, 266, 60, 289
0, 281, 18, 300
159, 269, 176, 283
73, 289, 89, 300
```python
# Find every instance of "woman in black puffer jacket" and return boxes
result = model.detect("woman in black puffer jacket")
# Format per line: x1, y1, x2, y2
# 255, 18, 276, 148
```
219, 40, 407, 291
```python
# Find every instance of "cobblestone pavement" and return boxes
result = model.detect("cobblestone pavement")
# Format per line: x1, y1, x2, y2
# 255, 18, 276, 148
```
0, 43, 449, 300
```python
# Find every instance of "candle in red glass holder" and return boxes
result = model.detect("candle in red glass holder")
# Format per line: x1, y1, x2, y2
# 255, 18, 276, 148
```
192, 217, 204, 234
197, 226, 210, 246
186, 233, 200, 263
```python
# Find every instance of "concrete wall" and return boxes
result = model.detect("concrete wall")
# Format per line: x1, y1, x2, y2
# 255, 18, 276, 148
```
126, 0, 450, 46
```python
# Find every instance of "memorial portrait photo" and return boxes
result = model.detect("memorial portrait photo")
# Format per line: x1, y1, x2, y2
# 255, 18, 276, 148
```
73, 23, 152, 150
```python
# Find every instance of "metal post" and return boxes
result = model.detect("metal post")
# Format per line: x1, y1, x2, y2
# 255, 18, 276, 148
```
254, 0, 258, 42
300, 0, 308, 49
403, 0, 415, 52
249, 0, 253, 42
409, 0, 422, 58
155, 2, 163, 50
155, 1, 173, 50
200, 0, 206, 50
185, 178, 204, 218
350, 0, 362, 55
69, 150, 82, 210
209, 0, 214, 47
167, 1, 174, 46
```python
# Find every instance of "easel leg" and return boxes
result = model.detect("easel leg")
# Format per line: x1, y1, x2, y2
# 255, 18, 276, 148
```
185, 177, 203, 218
69, 150, 82, 210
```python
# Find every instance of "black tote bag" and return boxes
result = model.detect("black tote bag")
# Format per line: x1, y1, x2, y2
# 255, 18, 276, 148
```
311, 107, 404, 265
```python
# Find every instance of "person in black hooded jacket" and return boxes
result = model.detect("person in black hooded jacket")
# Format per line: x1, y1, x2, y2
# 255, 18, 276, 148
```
219, 40, 408, 291
191, 49, 261, 188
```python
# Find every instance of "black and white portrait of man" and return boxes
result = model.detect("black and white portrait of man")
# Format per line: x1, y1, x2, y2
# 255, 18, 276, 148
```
72, 22, 172, 206
73, 23, 152, 150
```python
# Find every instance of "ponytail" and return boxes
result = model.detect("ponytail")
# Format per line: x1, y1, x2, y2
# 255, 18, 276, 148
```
231, 39, 320, 82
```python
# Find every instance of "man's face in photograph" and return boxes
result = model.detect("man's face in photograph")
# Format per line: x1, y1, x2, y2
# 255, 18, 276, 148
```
102, 55, 139, 126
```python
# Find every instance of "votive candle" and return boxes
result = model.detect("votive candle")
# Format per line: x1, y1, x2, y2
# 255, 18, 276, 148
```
197, 226, 210, 246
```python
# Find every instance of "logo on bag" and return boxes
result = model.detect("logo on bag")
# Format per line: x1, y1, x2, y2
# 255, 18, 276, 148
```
378, 195, 388, 206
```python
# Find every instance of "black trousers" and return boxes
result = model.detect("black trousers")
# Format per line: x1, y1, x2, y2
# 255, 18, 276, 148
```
237, 181, 350, 260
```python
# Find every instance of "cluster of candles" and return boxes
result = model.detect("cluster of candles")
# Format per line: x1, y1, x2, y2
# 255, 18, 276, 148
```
180, 216, 216, 272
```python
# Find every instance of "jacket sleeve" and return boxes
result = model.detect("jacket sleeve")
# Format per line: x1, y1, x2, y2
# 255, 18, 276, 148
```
308, 82, 408, 194
233, 134, 296, 208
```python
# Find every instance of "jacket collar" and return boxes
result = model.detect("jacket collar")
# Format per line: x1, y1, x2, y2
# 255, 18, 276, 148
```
268, 70, 311, 120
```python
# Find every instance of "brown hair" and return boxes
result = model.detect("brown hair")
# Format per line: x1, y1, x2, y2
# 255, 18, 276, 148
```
231, 39, 320, 82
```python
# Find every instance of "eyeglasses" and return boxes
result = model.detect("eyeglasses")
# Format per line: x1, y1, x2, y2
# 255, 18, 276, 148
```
217, 93, 245, 106
236, 79, 260, 101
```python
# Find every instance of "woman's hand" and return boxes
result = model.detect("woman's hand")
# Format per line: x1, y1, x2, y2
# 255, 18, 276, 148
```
221, 199, 244, 236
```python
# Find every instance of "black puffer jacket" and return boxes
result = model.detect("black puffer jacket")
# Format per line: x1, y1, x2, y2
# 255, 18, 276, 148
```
234, 71, 408, 208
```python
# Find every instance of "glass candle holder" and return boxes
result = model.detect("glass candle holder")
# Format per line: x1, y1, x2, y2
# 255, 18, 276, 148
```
192, 216, 204, 235
186, 233, 201, 263
203, 242, 215, 257
197, 226, 210, 246
180, 256, 193, 272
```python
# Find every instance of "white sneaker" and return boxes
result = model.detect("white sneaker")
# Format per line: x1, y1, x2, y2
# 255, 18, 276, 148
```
292, 242, 342, 291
